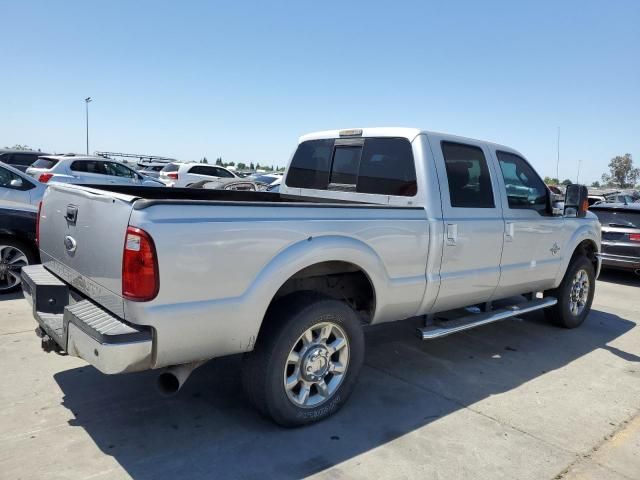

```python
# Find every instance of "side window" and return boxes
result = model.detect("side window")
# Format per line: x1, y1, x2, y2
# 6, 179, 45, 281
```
286, 139, 333, 189
0, 166, 28, 190
357, 138, 417, 196
189, 165, 217, 176
105, 162, 135, 178
214, 167, 234, 178
441, 142, 495, 208
496, 151, 548, 215
12, 153, 37, 166
71, 160, 105, 174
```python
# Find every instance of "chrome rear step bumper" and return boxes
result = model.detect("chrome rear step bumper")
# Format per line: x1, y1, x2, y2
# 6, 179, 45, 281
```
21, 264, 153, 374
418, 297, 558, 340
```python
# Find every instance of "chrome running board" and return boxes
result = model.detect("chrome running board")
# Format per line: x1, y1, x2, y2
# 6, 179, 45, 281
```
418, 297, 557, 340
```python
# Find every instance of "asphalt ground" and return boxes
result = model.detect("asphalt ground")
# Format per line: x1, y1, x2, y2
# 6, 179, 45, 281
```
1, 269, 639, 479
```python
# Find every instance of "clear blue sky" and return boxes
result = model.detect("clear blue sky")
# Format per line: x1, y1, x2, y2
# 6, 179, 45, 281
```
1, 0, 638, 183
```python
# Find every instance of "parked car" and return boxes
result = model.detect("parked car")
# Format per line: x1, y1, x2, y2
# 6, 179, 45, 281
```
0, 162, 46, 210
22, 127, 600, 426
0, 205, 38, 293
137, 162, 170, 179
159, 162, 237, 187
246, 173, 283, 186
25, 155, 164, 186
190, 178, 270, 191
590, 202, 640, 274
0, 149, 51, 172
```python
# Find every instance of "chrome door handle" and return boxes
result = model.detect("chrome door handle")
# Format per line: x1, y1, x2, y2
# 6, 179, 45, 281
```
446, 223, 458, 246
505, 222, 515, 242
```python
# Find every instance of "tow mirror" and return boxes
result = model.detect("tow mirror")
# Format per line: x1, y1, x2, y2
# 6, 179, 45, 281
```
564, 184, 589, 218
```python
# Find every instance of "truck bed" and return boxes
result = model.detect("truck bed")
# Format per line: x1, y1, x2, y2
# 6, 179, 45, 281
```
78, 184, 399, 208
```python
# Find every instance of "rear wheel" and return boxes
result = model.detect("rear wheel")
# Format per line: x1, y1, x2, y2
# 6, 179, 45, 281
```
0, 239, 36, 294
242, 292, 364, 427
544, 255, 595, 328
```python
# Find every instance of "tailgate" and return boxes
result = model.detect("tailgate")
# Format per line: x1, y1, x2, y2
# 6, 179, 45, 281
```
38, 184, 137, 317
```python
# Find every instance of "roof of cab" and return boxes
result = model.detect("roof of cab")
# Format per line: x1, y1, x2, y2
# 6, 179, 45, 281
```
298, 127, 525, 158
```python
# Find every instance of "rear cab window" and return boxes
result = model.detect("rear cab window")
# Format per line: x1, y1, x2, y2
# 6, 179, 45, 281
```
286, 137, 417, 197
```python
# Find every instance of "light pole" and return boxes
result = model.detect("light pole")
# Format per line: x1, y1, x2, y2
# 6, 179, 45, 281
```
85, 97, 92, 154
576, 159, 582, 185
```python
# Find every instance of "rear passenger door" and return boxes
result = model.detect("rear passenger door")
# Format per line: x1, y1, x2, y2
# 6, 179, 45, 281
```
428, 135, 505, 311
490, 150, 565, 296
70, 160, 110, 184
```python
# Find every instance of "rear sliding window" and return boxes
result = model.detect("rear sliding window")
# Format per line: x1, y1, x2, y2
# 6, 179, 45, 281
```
286, 137, 417, 196
31, 158, 59, 169
591, 209, 640, 229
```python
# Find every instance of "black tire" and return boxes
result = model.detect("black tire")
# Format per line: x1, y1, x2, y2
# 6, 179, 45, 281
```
0, 237, 37, 294
242, 292, 365, 427
544, 255, 595, 328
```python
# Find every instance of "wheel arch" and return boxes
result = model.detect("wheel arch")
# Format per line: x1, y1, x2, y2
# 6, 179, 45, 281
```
555, 227, 600, 287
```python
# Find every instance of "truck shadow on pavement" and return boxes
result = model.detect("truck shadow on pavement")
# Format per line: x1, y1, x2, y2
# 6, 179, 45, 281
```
53, 308, 636, 479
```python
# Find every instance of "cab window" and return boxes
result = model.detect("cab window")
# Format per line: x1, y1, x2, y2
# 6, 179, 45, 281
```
496, 151, 548, 215
441, 142, 495, 208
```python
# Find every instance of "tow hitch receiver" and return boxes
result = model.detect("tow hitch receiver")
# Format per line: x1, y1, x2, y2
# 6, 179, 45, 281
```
35, 326, 66, 355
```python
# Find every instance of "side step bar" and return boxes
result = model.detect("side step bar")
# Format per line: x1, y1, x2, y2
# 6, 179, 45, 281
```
418, 297, 557, 340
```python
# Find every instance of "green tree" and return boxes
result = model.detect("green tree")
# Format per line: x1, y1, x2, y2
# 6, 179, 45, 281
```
590, 181, 601, 188
4, 144, 31, 150
249, 162, 255, 170
543, 176, 559, 185
237, 162, 246, 170
215, 157, 223, 166
201, 157, 208, 164
561, 179, 573, 186
255, 163, 261, 170
227, 161, 235, 167
601, 153, 639, 188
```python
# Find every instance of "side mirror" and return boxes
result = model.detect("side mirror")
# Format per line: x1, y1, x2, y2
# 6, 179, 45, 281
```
10, 178, 23, 188
564, 184, 589, 218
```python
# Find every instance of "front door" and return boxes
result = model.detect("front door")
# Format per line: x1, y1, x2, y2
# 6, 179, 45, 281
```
428, 134, 505, 311
489, 149, 566, 297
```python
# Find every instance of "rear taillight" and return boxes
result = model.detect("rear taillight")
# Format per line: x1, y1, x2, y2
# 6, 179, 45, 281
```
167, 172, 178, 180
36, 201, 42, 246
122, 226, 159, 301
38, 173, 54, 183
629, 233, 640, 242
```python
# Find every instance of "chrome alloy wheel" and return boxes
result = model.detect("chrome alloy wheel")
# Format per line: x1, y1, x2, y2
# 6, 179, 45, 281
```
569, 269, 590, 316
0, 245, 29, 292
284, 322, 349, 408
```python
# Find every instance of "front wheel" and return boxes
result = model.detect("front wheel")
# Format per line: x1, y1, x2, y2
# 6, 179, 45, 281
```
242, 292, 365, 427
544, 255, 595, 328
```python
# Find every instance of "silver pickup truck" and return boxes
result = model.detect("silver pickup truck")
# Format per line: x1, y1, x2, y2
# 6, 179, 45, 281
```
21, 127, 600, 426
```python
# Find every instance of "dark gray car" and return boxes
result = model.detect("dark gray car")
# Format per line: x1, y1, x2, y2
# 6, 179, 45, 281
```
0, 149, 51, 172
590, 203, 640, 274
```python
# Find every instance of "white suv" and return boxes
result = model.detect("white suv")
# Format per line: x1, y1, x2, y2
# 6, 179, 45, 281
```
159, 162, 237, 187
25, 155, 164, 187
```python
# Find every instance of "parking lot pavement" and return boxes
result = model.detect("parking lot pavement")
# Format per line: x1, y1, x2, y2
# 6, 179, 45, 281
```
0, 271, 639, 480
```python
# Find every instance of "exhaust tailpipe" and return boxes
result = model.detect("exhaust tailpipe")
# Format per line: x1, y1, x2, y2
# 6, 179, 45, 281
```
157, 361, 206, 396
